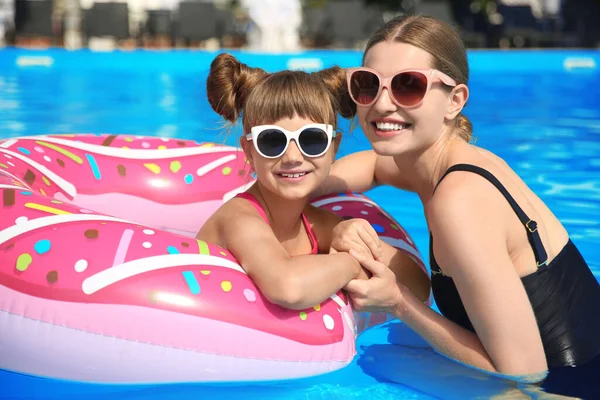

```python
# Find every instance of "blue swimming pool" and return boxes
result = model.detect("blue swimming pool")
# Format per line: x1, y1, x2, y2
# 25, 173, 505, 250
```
0, 48, 599, 399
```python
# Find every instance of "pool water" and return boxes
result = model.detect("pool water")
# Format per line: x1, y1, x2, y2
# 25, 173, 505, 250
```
0, 49, 599, 399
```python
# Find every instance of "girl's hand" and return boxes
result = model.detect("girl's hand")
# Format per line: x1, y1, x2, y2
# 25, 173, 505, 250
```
329, 246, 371, 280
331, 218, 383, 261
344, 249, 404, 314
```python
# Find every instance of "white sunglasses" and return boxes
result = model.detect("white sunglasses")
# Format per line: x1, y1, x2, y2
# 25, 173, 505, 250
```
245, 123, 336, 159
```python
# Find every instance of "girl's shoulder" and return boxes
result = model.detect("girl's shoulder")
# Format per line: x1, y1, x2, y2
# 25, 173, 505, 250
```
303, 205, 342, 253
303, 204, 341, 228
197, 197, 266, 245
303, 204, 342, 224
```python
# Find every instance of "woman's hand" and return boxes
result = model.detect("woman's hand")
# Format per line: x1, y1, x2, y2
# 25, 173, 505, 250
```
331, 218, 383, 261
344, 249, 404, 314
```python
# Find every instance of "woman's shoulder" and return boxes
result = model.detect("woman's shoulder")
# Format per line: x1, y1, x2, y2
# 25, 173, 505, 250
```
428, 161, 513, 230
431, 167, 492, 206
431, 147, 515, 207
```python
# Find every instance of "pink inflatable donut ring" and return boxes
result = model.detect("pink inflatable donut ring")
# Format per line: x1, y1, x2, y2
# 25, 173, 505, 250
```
0, 134, 429, 384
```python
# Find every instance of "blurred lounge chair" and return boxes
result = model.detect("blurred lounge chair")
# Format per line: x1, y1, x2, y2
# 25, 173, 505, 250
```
144, 9, 173, 48
449, 0, 498, 48
496, 2, 547, 47
415, 0, 487, 48
215, 7, 245, 48
494, 1, 581, 48
561, 0, 600, 48
82, 1, 130, 48
14, 0, 56, 46
299, 6, 328, 48
174, 1, 218, 47
323, 0, 369, 48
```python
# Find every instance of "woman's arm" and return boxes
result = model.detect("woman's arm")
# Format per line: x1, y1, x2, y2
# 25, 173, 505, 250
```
425, 179, 547, 376
345, 179, 548, 379
380, 239, 430, 303
347, 252, 547, 382
218, 208, 364, 310
312, 150, 414, 197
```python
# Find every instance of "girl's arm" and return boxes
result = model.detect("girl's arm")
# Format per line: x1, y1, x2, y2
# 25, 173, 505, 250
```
345, 176, 548, 379
218, 207, 364, 310
312, 150, 414, 197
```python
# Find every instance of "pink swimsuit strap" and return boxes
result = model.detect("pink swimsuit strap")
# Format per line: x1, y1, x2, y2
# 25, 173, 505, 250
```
301, 212, 319, 255
235, 192, 269, 223
234, 192, 319, 255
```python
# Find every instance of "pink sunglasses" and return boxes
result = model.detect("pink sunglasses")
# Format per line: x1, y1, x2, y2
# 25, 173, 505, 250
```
346, 67, 457, 108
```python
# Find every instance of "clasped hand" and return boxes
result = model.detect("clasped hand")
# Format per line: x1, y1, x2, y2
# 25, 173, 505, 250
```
330, 218, 405, 314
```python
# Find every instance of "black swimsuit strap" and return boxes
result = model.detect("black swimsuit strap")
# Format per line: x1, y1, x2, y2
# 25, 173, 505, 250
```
434, 164, 548, 267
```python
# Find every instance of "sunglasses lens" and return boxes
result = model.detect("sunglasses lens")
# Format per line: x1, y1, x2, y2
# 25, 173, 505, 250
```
256, 129, 287, 157
349, 70, 380, 105
391, 71, 428, 106
298, 128, 329, 156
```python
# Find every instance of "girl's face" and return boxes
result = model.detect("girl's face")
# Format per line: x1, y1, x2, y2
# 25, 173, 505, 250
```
356, 41, 462, 156
242, 115, 340, 201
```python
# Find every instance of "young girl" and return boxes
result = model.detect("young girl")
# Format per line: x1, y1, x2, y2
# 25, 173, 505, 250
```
317, 15, 600, 398
196, 53, 430, 311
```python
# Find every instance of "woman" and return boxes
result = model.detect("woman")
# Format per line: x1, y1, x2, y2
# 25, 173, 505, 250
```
322, 15, 600, 397
196, 53, 430, 311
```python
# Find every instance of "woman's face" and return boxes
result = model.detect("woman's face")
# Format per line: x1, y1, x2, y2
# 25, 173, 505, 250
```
242, 115, 340, 201
357, 41, 456, 156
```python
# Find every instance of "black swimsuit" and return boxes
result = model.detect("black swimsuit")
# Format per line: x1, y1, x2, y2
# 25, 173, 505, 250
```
429, 164, 600, 398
